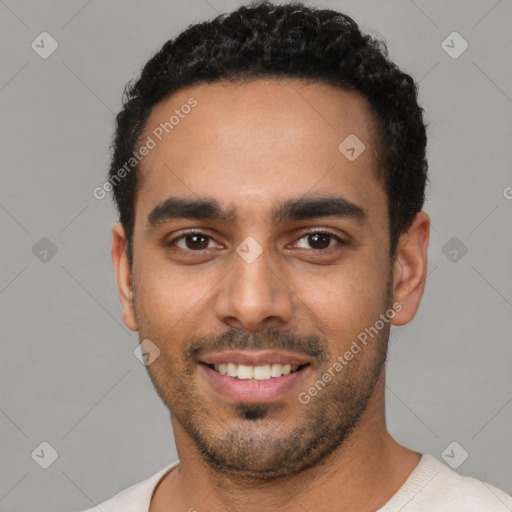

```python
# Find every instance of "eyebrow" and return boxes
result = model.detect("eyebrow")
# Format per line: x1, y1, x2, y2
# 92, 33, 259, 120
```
146, 195, 367, 229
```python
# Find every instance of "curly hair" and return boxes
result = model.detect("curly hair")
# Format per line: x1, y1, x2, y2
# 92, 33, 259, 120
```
108, 1, 428, 264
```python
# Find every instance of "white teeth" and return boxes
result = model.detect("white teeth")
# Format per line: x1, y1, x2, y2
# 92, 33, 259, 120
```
253, 364, 271, 380
212, 362, 302, 380
237, 364, 253, 380
226, 362, 237, 377
270, 364, 283, 377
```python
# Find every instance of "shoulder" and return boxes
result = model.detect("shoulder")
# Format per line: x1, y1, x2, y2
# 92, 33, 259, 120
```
77, 461, 179, 512
381, 453, 512, 511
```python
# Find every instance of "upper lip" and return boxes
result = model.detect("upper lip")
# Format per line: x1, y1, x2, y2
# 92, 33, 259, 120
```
199, 349, 311, 367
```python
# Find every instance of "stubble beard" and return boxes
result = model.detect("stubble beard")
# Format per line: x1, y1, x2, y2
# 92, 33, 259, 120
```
137, 286, 392, 481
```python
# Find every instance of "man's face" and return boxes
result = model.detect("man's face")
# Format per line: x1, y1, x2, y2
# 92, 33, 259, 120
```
126, 79, 395, 479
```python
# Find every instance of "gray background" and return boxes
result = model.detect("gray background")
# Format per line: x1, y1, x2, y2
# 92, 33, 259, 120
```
1, 0, 511, 510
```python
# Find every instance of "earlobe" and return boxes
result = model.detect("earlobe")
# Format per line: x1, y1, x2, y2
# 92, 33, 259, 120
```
390, 212, 430, 327
111, 222, 139, 331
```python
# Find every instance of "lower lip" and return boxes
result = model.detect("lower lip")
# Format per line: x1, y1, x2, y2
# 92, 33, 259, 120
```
199, 363, 310, 403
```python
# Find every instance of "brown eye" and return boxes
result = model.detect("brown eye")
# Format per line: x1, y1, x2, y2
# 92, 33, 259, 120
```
307, 233, 331, 249
294, 231, 342, 251
183, 234, 209, 250
167, 232, 221, 252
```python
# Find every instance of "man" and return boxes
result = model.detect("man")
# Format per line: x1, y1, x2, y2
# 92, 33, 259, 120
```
84, 1, 512, 510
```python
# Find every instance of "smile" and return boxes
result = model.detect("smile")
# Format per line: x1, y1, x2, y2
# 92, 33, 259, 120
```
198, 350, 312, 403
207, 362, 305, 380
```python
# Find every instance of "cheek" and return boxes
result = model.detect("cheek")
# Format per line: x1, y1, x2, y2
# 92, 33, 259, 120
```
132, 258, 220, 334
289, 255, 389, 342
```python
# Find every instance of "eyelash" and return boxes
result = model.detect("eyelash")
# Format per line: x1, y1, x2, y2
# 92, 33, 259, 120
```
165, 229, 346, 255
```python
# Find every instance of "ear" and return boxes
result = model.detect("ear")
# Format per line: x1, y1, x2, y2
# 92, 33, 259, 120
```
111, 222, 138, 331
390, 212, 430, 326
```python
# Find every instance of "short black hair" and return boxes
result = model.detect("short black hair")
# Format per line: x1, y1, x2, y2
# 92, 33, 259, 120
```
108, 1, 428, 265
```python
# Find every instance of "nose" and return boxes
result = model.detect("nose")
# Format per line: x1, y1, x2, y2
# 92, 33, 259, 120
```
212, 246, 295, 332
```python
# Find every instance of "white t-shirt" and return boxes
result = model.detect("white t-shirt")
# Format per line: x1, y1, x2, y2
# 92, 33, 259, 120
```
79, 454, 512, 511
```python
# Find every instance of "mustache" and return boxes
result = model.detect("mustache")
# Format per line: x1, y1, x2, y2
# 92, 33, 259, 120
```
185, 327, 330, 364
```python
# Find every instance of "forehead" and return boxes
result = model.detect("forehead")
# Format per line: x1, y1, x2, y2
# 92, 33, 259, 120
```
135, 78, 385, 225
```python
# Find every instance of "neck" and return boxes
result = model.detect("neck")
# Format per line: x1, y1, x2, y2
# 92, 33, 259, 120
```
151, 375, 421, 512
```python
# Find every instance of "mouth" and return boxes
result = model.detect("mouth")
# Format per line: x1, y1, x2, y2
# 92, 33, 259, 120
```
202, 362, 308, 380
198, 350, 312, 403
